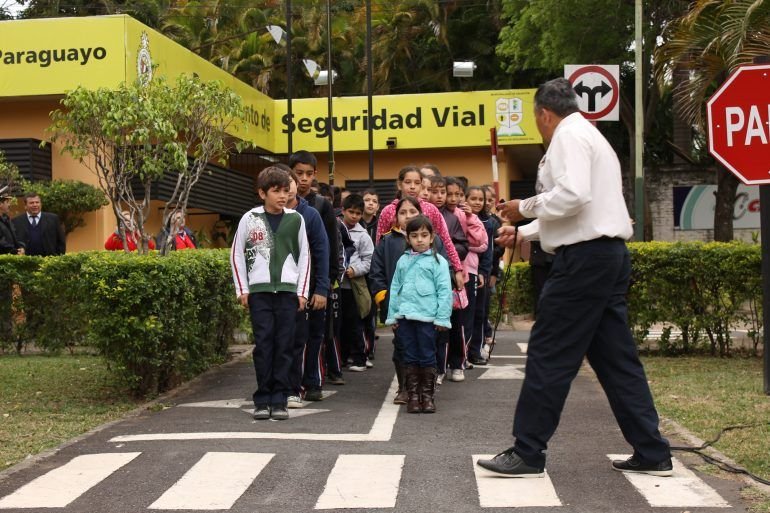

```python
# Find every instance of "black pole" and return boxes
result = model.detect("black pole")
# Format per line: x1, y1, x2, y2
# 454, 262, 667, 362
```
752, 55, 770, 395
366, 0, 374, 187
326, 0, 335, 185
286, 0, 293, 156
761, 185, 770, 394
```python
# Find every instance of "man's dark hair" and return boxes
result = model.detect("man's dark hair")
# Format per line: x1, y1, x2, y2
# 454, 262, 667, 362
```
534, 78, 579, 117
256, 166, 291, 192
24, 192, 40, 202
342, 193, 364, 211
319, 183, 333, 201
289, 150, 317, 170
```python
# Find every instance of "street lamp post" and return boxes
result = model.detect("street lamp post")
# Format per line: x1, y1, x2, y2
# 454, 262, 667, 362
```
285, 0, 293, 155
325, 0, 334, 185
366, 0, 374, 187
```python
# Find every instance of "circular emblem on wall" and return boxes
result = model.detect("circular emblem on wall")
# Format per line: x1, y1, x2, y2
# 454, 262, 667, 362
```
137, 31, 153, 85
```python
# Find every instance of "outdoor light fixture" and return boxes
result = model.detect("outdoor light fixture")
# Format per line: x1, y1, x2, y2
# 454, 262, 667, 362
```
266, 25, 286, 46
453, 61, 476, 78
303, 59, 337, 86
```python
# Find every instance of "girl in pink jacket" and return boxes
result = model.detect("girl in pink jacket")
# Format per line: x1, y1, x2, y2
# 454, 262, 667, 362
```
377, 165, 464, 290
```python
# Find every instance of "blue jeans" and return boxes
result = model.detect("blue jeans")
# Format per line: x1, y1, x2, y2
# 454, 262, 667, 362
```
397, 319, 437, 367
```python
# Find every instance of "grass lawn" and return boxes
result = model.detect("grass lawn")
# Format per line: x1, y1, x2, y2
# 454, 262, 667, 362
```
643, 355, 770, 510
0, 353, 140, 471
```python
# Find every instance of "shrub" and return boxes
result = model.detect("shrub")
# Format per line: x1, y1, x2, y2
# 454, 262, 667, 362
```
498, 241, 762, 356
2, 249, 244, 395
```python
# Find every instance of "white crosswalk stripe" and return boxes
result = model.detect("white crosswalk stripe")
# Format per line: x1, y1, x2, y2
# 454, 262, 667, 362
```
0, 452, 739, 510
608, 454, 730, 508
148, 452, 274, 510
0, 452, 141, 509
472, 455, 561, 507
315, 454, 404, 509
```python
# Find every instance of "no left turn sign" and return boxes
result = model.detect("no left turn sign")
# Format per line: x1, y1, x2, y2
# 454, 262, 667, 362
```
564, 64, 620, 121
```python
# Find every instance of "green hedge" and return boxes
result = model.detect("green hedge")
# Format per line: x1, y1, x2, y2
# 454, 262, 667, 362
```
0, 250, 244, 395
495, 241, 762, 356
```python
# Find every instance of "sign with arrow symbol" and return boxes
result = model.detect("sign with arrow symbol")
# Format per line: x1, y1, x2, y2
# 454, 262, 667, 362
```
564, 65, 620, 121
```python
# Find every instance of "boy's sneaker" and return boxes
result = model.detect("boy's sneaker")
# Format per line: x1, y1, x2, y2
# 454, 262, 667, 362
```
305, 388, 323, 401
612, 456, 673, 477
348, 365, 366, 372
271, 406, 289, 420
253, 405, 271, 420
436, 373, 445, 385
481, 344, 491, 360
365, 359, 374, 368
449, 369, 465, 382
466, 361, 474, 370
327, 373, 346, 385
469, 355, 488, 366
287, 395, 303, 409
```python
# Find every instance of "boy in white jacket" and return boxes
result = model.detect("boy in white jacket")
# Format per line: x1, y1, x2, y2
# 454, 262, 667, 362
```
231, 166, 310, 420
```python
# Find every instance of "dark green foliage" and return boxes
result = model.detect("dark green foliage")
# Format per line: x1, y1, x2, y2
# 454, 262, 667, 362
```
0, 250, 245, 396
498, 242, 762, 356
26, 180, 108, 235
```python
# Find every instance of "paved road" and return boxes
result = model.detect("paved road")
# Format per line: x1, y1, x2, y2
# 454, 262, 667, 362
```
0, 329, 749, 512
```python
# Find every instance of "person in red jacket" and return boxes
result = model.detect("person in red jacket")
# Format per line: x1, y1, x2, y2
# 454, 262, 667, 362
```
104, 211, 155, 251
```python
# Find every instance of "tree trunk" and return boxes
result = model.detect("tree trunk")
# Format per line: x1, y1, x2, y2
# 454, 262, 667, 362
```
713, 165, 739, 241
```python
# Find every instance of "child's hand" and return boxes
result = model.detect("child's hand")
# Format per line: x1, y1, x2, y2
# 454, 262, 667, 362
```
454, 271, 465, 290
298, 296, 307, 311
345, 267, 355, 278
477, 274, 485, 288
391, 322, 398, 331
238, 293, 249, 307
435, 325, 448, 332
460, 202, 472, 215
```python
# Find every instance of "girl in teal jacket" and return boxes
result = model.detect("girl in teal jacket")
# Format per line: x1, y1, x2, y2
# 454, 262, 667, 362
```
386, 215, 453, 414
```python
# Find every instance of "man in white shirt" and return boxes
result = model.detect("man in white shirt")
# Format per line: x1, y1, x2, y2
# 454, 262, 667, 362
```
478, 78, 672, 478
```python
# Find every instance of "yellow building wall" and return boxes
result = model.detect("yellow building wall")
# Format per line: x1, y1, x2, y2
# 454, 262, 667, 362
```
0, 99, 224, 251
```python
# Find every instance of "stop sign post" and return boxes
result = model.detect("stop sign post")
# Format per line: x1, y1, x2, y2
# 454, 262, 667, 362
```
707, 63, 770, 394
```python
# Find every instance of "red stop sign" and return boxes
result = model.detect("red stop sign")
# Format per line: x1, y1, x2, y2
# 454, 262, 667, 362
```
707, 64, 770, 185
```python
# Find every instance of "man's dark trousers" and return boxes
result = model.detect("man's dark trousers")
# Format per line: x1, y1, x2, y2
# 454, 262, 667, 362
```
512, 238, 670, 468
249, 292, 298, 408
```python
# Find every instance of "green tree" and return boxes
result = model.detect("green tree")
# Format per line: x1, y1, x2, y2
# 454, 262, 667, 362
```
496, 0, 688, 228
156, 75, 246, 255
48, 75, 244, 254
0, 150, 28, 197
26, 180, 108, 235
654, 0, 770, 241
48, 78, 183, 253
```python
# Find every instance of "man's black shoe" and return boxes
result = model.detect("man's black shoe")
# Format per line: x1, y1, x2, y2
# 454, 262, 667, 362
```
612, 456, 673, 477
476, 448, 545, 478
469, 355, 488, 366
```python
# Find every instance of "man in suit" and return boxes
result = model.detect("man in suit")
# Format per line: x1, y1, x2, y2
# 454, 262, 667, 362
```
12, 193, 66, 256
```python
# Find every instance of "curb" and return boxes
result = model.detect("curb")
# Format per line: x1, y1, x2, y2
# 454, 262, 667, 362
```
661, 417, 770, 495
0, 346, 253, 484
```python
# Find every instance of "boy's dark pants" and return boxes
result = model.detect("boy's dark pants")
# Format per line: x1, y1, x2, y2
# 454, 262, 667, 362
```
249, 292, 298, 408
324, 288, 343, 376
340, 288, 366, 366
290, 306, 326, 394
